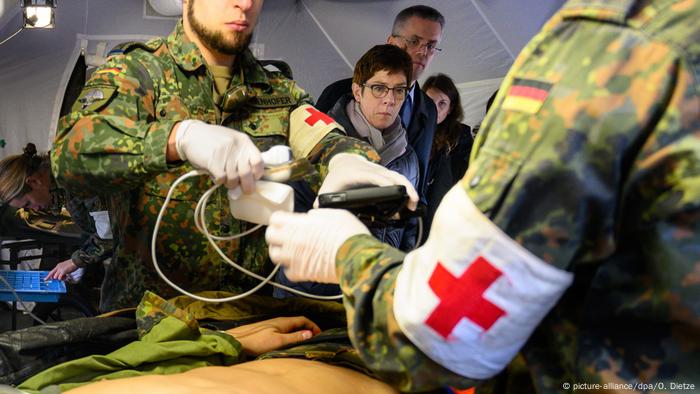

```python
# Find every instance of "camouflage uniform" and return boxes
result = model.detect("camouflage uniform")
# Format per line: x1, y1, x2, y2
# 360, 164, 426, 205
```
337, 0, 700, 392
52, 21, 377, 312
40, 175, 112, 268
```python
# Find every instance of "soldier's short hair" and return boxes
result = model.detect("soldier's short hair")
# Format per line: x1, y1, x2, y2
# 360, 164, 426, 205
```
392, 5, 445, 36
352, 44, 412, 87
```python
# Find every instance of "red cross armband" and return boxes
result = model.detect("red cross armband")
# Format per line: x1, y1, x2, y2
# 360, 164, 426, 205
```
289, 104, 345, 159
393, 184, 573, 379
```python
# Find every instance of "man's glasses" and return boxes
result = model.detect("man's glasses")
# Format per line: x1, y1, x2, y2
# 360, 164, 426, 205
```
362, 84, 408, 100
392, 35, 442, 54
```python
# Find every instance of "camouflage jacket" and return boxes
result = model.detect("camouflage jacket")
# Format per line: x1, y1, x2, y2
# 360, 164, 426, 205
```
52, 21, 377, 312
37, 175, 113, 268
337, 0, 700, 392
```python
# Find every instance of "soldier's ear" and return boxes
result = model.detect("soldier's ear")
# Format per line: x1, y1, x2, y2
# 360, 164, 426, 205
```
352, 83, 362, 102
25, 166, 49, 187
25, 173, 41, 188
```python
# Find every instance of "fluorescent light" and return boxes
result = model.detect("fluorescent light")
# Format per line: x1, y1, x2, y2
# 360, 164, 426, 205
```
22, 0, 56, 29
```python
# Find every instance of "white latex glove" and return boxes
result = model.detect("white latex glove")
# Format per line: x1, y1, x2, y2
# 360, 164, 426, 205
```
266, 209, 370, 283
317, 153, 419, 210
175, 120, 264, 192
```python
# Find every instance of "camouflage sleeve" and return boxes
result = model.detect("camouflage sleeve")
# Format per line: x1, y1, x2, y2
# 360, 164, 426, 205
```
71, 235, 113, 268
307, 132, 380, 184
52, 49, 172, 195
338, 10, 700, 392
287, 80, 380, 189
463, 11, 698, 270
337, 234, 478, 392
64, 194, 113, 267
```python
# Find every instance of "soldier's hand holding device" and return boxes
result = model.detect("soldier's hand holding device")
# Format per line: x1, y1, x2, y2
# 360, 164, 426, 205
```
174, 120, 264, 192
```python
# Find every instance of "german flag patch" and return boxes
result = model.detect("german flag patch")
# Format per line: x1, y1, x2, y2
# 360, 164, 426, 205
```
94, 67, 122, 76
502, 78, 552, 114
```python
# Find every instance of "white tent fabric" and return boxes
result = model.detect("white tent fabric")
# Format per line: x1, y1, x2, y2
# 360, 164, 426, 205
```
0, 0, 564, 159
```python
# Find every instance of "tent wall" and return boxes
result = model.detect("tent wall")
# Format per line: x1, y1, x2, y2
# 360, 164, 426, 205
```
0, 0, 564, 159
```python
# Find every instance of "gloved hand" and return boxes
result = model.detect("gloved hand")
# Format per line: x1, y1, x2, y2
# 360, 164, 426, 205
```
175, 120, 264, 192
266, 209, 370, 283
317, 153, 419, 210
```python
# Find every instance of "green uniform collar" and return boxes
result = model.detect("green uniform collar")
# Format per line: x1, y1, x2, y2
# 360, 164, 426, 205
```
561, 0, 638, 23
166, 20, 271, 89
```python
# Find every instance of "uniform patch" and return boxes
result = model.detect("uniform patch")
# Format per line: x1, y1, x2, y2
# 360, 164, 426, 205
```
74, 86, 117, 112
289, 104, 344, 158
94, 67, 122, 76
248, 94, 296, 108
426, 257, 506, 338
502, 78, 552, 114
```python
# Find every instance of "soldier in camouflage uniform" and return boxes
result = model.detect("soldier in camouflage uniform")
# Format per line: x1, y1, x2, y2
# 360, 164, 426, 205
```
0, 143, 112, 282
52, 0, 416, 312
267, 0, 700, 392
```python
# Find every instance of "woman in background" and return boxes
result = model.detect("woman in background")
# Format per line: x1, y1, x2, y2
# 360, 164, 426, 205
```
0, 143, 112, 283
423, 73, 474, 236
275, 44, 418, 298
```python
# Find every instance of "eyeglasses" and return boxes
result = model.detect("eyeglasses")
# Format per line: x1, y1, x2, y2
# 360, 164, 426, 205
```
392, 35, 442, 54
362, 84, 408, 100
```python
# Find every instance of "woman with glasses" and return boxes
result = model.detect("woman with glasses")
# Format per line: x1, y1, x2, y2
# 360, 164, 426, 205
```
0, 143, 112, 284
325, 44, 419, 251
274, 45, 418, 298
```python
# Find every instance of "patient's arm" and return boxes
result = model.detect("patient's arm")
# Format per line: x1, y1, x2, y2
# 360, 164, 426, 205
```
66, 359, 399, 394
63, 318, 393, 394
224, 316, 321, 355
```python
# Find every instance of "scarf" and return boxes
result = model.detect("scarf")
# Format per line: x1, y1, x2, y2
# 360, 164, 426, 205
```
346, 100, 407, 166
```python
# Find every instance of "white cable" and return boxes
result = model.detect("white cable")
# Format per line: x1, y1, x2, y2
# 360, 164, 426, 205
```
197, 181, 342, 300
0, 27, 23, 47
193, 182, 263, 241
151, 170, 281, 302
152, 170, 343, 302
0, 273, 47, 325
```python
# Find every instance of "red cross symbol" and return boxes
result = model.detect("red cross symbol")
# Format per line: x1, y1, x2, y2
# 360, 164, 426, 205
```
425, 257, 506, 339
304, 107, 334, 126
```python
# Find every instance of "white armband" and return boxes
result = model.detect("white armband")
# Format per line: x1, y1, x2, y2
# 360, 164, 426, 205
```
289, 104, 344, 158
393, 184, 573, 379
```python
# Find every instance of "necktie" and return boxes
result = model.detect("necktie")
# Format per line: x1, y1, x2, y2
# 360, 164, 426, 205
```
400, 94, 413, 128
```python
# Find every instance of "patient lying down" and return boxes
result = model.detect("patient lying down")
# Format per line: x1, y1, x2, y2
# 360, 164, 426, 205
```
66, 317, 396, 394
66, 358, 397, 394
17, 293, 397, 393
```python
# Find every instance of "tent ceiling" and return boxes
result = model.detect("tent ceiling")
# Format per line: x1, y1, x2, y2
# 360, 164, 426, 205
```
0, 0, 565, 157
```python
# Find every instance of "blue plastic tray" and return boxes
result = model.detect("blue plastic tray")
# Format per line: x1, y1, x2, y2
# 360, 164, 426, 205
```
0, 270, 66, 302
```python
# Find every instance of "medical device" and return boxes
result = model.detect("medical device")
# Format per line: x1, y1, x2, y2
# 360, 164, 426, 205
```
152, 146, 344, 303
318, 185, 425, 244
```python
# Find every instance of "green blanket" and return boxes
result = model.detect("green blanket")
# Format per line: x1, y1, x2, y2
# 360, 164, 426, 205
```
18, 291, 244, 393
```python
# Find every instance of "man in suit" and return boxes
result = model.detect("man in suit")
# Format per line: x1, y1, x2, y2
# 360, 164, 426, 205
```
316, 5, 444, 203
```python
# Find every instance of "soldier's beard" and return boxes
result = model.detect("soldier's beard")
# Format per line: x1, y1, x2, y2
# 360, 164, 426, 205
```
187, 2, 253, 56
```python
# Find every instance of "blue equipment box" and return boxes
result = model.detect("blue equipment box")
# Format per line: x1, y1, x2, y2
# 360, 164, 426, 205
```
0, 270, 67, 302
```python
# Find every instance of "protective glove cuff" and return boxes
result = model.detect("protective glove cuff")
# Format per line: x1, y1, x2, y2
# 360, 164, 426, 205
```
174, 119, 203, 161
328, 152, 366, 172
